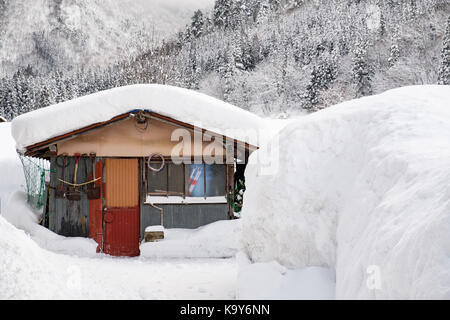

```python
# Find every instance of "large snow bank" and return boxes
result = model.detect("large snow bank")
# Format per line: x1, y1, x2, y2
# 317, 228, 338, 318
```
241, 85, 450, 299
236, 253, 335, 300
11, 84, 263, 150
0, 214, 81, 299
141, 219, 241, 259
0, 122, 24, 214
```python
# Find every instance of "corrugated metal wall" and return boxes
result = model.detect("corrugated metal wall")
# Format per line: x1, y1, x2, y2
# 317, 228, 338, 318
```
140, 203, 228, 239
49, 157, 91, 237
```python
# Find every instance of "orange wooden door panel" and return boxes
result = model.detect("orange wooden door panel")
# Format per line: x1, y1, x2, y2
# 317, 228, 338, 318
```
105, 158, 139, 207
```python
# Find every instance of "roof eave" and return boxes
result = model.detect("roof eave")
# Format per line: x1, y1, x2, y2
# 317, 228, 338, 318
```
24, 110, 259, 158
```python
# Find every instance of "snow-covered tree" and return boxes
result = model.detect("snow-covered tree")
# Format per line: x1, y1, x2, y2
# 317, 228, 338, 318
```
352, 42, 373, 98
304, 58, 338, 110
190, 10, 205, 38
388, 28, 400, 68
213, 0, 233, 29
438, 17, 450, 85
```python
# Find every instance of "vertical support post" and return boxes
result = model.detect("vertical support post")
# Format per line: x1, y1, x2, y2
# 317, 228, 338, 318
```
183, 163, 186, 199
166, 161, 169, 196
203, 162, 207, 200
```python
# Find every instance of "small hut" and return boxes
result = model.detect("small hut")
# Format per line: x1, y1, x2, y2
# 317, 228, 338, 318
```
11, 85, 260, 257
0, 115, 6, 123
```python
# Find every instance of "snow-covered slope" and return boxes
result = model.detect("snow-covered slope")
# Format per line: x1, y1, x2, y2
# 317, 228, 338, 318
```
11, 84, 263, 150
241, 85, 450, 299
0, 0, 213, 75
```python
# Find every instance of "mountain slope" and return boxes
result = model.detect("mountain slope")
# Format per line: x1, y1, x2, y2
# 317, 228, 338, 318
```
0, 0, 213, 76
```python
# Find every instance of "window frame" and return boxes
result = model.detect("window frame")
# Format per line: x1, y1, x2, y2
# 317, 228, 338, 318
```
144, 159, 227, 201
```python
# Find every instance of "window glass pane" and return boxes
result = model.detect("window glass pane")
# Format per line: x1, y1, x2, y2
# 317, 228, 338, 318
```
206, 164, 226, 197
168, 163, 184, 195
186, 164, 226, 197
147, 162, 167, 194
187, 164, 205, 197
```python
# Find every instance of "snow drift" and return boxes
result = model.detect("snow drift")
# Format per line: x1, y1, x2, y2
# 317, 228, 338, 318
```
241, 85, 450, 299
141, 220, 241, 259
3, 191, 98, 258
11, 84, 263, 150
0, 122, 24, 213
0, 214, 79, 299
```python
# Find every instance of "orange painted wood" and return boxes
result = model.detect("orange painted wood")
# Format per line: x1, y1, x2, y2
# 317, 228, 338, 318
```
105, 158, 139, 208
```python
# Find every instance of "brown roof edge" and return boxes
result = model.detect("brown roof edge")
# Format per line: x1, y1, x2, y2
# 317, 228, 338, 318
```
24, 110, 259, 156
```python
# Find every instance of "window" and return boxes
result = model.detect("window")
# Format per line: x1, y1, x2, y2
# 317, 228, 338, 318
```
146, 161, 226, 199
205, 164, 226, 197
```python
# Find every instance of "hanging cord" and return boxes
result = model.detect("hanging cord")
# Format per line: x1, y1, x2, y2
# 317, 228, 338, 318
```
147, 153, 165, 172
57, 177, 101, 187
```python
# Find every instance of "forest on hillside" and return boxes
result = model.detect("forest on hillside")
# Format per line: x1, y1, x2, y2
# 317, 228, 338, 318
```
1, 0, 449, 120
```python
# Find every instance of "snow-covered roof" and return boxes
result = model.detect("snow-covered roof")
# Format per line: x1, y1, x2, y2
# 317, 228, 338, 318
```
11, 84, 263, 151
0, 116, 6, 123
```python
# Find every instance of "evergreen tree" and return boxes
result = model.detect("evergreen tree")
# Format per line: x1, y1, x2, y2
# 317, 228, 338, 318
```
213, 0, 233, 29
37, 85, 51, 110
190, 10, 205, 38
217, 48, 235, 101
304, 58, 338, 110
388, 29, 400, 68
352, 42, 373, 98
438, 17, 450, 85
230, 0, 244, 29
256, 0, 270, 25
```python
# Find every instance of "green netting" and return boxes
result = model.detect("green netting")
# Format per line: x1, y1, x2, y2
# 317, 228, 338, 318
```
19, 155, 52, 210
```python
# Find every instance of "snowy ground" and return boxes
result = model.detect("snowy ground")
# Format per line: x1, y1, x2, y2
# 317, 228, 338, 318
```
0, 193, 238, 300
0, 213, 237, 300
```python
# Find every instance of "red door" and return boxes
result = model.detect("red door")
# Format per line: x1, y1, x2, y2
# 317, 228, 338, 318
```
103, 158, 140, 257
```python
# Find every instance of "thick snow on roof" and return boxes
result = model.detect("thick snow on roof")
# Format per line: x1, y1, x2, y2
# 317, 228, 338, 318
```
11, 84, 264, 150
0, 116, 6, 122
242, 85, 450, 299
